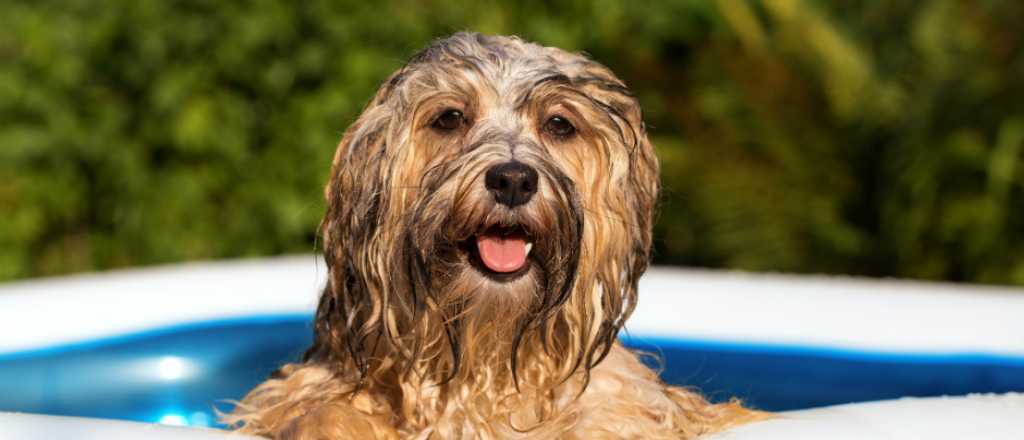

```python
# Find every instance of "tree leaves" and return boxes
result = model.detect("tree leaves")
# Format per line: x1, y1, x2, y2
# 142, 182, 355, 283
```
1, 1, 1022, 285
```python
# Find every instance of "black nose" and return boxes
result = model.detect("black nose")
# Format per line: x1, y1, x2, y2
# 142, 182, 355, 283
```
485, 162, 538, 208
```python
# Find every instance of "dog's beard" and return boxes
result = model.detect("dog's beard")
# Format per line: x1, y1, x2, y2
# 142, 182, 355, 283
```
402, 147, 583, 382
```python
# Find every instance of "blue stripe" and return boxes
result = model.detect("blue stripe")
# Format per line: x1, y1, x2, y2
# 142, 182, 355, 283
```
0, 314, 1021, 423
9, 314, 1021, 366
621, 334, 1024, 411
0, 313, 314, 362
619, 334, 1024, 368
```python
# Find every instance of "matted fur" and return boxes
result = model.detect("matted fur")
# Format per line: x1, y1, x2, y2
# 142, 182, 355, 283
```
226, 33, 765, 439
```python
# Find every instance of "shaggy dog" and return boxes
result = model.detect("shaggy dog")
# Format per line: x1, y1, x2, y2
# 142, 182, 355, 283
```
227, 33, 762, 439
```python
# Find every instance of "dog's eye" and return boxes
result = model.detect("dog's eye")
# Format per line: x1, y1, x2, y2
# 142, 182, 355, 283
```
432, 109, 465, 131
543, 116, 576, 138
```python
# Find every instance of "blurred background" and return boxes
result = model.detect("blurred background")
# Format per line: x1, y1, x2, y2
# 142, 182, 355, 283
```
3, 0, 1024, 286
3, 1, 1024, 430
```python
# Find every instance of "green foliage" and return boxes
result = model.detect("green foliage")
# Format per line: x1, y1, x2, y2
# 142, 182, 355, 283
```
1, 1, 1022, 284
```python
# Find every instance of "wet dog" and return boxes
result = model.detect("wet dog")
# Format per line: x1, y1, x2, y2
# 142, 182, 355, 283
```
227, 33, 761, 439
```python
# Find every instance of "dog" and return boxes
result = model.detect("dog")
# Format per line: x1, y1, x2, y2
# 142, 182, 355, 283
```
225, 32, 762, 439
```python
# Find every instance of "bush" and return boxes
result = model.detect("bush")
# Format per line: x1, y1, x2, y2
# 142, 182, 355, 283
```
2, 1, 1023, 285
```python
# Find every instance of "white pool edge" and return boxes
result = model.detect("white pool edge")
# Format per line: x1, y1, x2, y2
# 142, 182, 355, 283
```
1, 256, 1023, 357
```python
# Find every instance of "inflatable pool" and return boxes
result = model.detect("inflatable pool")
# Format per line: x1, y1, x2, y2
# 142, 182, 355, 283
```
1, 256, 1022, 438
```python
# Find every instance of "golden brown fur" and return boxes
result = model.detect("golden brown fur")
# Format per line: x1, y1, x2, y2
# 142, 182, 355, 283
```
225, 32, 765, 439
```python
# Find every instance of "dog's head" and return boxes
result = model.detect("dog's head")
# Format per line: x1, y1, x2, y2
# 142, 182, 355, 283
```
307, 33, 658, 386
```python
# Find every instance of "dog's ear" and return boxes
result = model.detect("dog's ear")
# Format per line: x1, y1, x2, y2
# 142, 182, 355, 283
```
563, 65, 660, 372
627, 117, 660, 301
304, 71, 407, 373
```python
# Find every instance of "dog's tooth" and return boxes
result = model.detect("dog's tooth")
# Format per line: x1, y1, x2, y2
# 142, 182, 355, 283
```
525, 242, 533, 256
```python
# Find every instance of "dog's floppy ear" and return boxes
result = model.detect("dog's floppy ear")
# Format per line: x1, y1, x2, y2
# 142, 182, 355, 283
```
575, 67, 659, 279
626, 118, 660, 303
566, 66, 660, 372
614, 92, 660, 338
303, 71, 407, 374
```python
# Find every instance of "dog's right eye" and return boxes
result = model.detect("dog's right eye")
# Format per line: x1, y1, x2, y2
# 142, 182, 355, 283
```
432, 109, 465, 132
543, 115, 576, 139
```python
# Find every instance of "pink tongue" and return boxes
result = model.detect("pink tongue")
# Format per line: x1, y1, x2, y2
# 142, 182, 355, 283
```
476, 235, 528, 273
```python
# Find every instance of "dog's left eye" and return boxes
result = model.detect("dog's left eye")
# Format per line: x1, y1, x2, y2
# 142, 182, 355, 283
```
544, 116, 576, 138
432, 109, 466, 131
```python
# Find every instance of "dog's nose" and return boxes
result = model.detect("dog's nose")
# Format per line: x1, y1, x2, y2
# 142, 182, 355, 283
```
485, 162, 538, 208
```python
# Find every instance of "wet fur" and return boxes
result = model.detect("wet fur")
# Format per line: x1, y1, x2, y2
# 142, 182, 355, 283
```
225, 33, 764, 439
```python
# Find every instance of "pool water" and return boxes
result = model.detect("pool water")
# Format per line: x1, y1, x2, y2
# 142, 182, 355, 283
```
2, 315, 1022, 427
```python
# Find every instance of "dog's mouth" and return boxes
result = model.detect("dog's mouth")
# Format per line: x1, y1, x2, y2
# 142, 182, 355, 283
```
460, 225, 535, 281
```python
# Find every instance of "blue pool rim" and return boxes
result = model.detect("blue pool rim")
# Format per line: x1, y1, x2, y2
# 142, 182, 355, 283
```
6, 313, 1024, 369
2, 311, 1023, 422
0, 314, 312, 362
8, 315, 1024, 370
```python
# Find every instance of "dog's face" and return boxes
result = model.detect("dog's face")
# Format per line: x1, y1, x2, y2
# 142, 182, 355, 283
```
308, 33, 658, 384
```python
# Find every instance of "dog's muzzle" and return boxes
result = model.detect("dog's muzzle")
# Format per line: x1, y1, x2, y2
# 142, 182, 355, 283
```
475, 161, 538, 274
